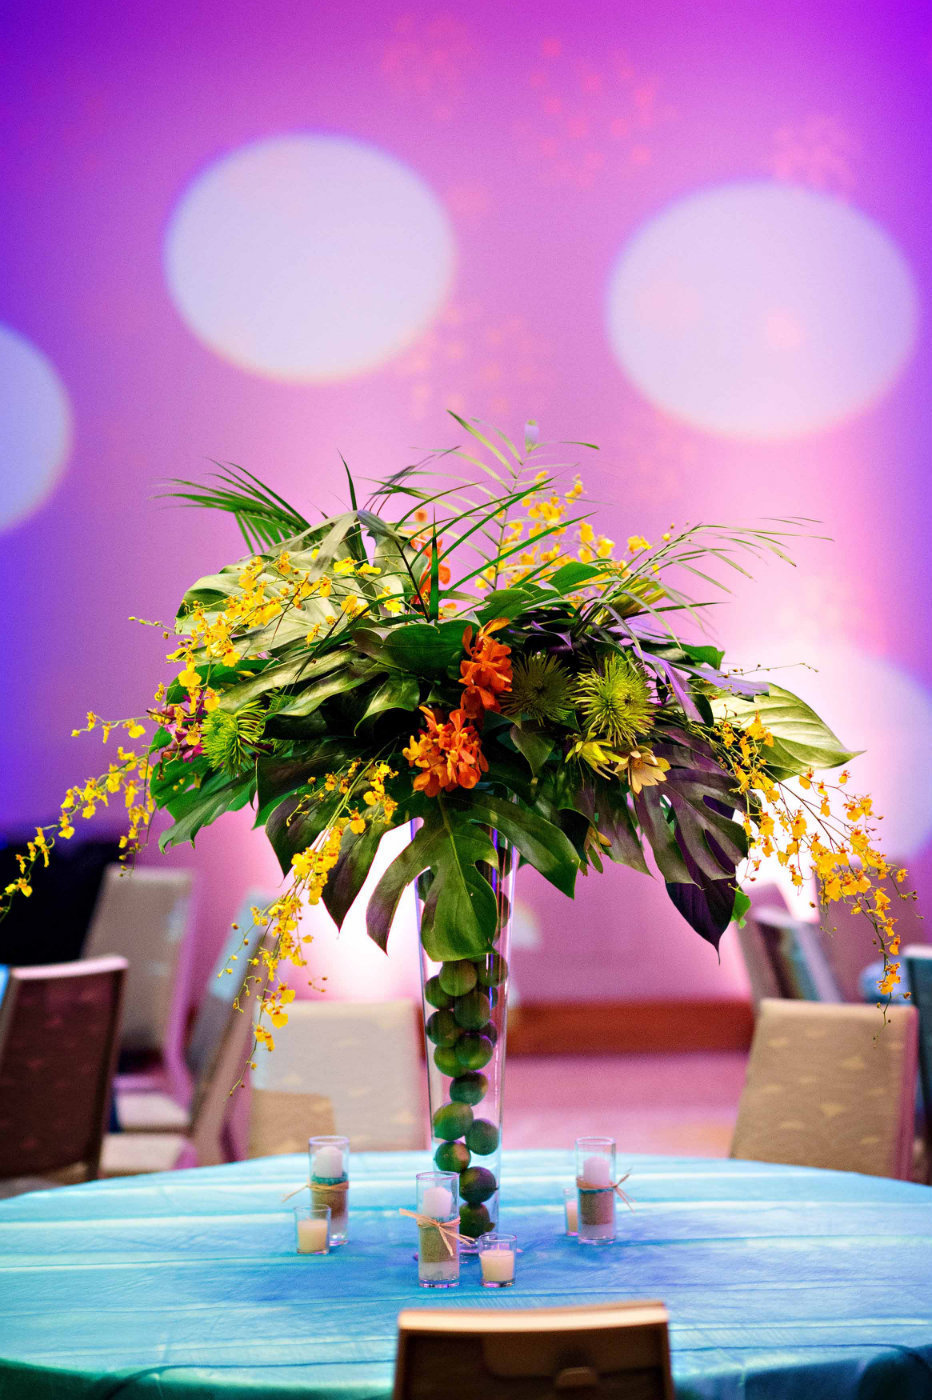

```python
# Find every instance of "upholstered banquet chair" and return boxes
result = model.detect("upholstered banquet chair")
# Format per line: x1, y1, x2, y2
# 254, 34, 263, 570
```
0, 957, 126, 1196
730, 998, 918, 1179
751, 907, 843, 1002
903, 946, 932, 1181
82, 865, 193, 1076
115, 887, 275, 1133
99, 931, 264, 1175
393, 1302, 674, 1400
247, 998, 424, 1156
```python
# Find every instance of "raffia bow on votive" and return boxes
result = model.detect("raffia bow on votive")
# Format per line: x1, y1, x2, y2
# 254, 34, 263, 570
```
281, 1178, 350, 1204
575, 1170, 635, 1212
398, 1208, 472, 1258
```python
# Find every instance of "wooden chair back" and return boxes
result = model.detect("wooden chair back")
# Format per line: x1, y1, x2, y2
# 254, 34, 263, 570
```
0, 956, 126, 1179
393, 1302, 674, 1400
731, 997, 918, 1179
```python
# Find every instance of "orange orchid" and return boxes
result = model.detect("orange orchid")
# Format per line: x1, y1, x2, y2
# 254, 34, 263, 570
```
403, 706, 489, 797
459, 619, 512, 719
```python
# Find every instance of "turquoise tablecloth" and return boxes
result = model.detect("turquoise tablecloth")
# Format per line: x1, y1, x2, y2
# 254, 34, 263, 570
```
0, 1151, 931, 1399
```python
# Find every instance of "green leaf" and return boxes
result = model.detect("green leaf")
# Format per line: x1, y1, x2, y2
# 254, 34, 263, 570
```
322, 821, 385, 929
356, 672, 420, 728
710, 684, 860, 779
681, 642, 725, 669
451, 790, 579, 897
547, 561, 607, 593
354, 620, 466, 673
732, 888, 752, 927
159, 772, 255, 851
509, 724, 554, 777
273, 657, 381, 717
366, 807, 498, 959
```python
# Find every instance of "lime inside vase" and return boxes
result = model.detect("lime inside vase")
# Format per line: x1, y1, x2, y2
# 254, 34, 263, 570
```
418, 833, 513, 1247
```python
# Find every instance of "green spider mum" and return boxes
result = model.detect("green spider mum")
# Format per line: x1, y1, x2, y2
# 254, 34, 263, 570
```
201, 704, 266, 774
501, 653, 574, 724
574, 655, 654, 747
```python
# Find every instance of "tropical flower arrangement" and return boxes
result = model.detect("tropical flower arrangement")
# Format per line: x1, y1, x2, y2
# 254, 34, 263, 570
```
3, 414, 910, 1033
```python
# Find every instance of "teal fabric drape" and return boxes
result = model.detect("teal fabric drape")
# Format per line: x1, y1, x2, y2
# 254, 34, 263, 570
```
0, 1151, 931, 1398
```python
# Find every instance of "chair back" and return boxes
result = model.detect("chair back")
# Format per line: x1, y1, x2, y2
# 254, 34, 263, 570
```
393, 1301, 674, 1400
735, 918, 782, 1009
185, 889, 275, 1083
0, 956, 126, 1179
904, 947, 932, 1153
753, 907, 843, 1001
247, 998, 423, 1157
83, 866, 192, 1055
731, 997, 919, 1179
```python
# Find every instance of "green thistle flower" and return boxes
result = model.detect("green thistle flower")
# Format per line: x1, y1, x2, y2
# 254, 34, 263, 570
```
574, 655, 654, 747
201, 704, 266, 774
501, 653, 574, 724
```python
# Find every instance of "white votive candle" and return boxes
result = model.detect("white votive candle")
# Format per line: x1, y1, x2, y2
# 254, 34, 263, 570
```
296, 1217, 329, 1254
312, 1146, 345, 1180
582, 1154, 612, 1187
565, 1197, 578, 1234
421, 1184, 454, 1220
480, 1250, 515, 1284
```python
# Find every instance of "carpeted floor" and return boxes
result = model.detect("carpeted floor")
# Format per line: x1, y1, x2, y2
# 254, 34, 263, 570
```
504, 1051, 748, 1157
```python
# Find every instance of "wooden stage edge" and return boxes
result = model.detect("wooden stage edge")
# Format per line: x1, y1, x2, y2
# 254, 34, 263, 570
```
506, 999, 754, 1055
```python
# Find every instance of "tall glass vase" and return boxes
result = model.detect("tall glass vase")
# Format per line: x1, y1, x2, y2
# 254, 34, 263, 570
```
417, 833, 514, 1245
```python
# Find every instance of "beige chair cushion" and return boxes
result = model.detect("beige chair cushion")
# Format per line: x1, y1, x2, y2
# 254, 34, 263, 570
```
100, 1132, 188, 1177
247, 999, 425, 1155
116, 1090, 190, 1133
731, 998, 918, 1179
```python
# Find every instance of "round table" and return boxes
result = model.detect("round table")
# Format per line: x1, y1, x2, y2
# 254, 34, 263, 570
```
0, 1150, 930, 1399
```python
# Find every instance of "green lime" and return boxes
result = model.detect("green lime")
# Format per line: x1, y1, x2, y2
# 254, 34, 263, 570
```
439, 961, 477, 997
453, 989, 492, 1031
465, 1118, 499, 1156
458, 1203, 492, 1239
449, 1072, 488, 1105
424, 975, 452, 1010
455, 1033, 494, 1070
425, 1010, 459, 1047
434, 1141, 470, 1173
477, 953, 508, 987
433, 1045, 459, 1076
432, 1101, 474, 1141
459, 1166, 497, 1204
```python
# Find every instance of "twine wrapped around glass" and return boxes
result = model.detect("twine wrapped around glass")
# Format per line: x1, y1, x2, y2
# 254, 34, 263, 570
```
576, 1136, 616, 1244
309, 1135, 349, 1246
414, 1170, 460, 1288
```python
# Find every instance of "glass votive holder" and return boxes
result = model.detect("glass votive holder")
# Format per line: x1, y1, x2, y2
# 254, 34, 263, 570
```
416, 1169, 460, 1288
309, 1135, 349, 1246
576, 1135, 616, 1245
293, 1203, 330, 1255
563, 1186, 578, 1236
478, 1232, 517, 1287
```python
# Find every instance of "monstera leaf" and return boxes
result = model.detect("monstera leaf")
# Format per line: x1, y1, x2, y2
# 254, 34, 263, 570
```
711, 684, 859, 779
633, 738, 750, 946
367, 807, 499, 961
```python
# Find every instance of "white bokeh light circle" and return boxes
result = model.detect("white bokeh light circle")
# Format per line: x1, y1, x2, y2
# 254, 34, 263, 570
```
606, 181, 919, 440
0, 325, 72, 531
164, 133, 455, 382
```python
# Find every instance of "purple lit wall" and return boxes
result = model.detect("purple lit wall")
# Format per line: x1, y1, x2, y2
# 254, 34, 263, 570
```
2, 0, 930, 1008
